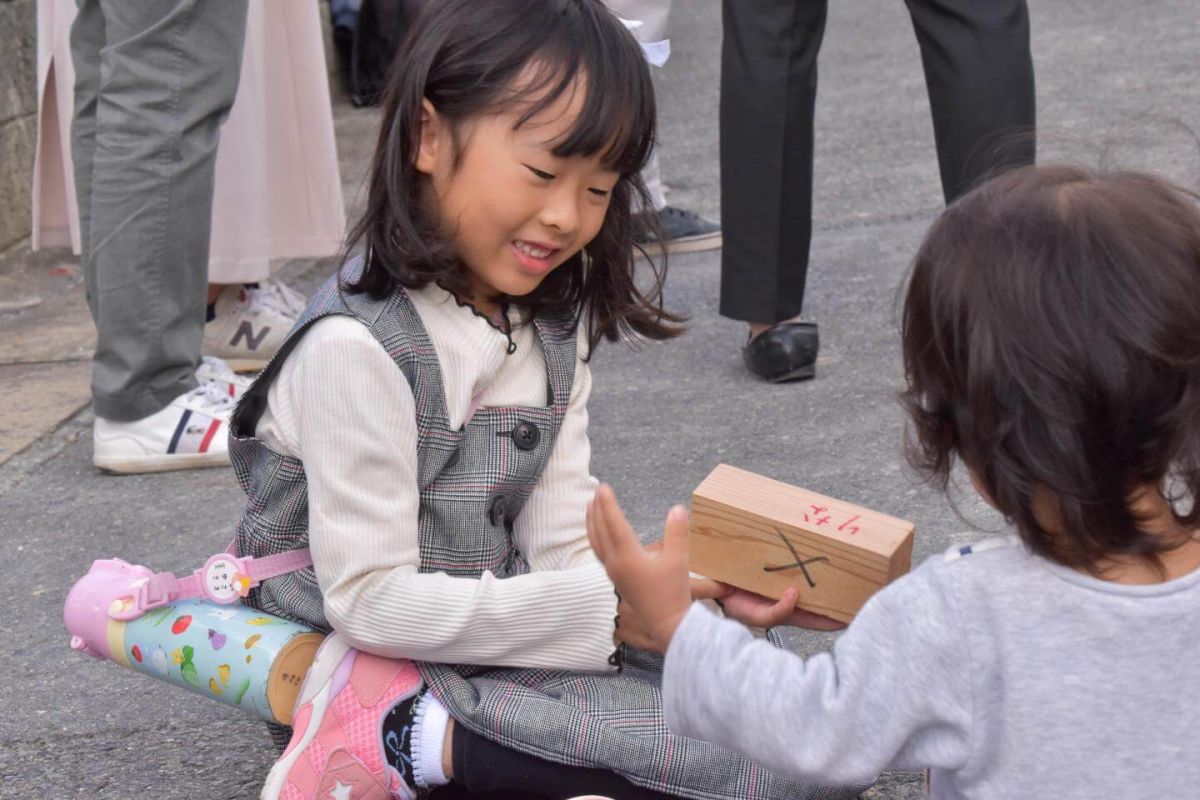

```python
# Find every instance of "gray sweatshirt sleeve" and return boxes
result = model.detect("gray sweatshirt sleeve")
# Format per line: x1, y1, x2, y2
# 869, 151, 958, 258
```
662, 558, 974, 785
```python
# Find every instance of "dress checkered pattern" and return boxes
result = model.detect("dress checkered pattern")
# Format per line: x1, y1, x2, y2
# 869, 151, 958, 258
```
229, 260, 856, 800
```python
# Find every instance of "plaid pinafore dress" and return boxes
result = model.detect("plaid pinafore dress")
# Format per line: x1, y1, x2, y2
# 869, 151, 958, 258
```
229, 261, 852, 800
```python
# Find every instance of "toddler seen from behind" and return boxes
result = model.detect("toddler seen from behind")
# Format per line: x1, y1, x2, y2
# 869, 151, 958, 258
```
590, 164, 1200, 799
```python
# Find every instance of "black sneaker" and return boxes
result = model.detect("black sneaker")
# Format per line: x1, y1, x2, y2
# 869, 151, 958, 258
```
633, 206, 722, 256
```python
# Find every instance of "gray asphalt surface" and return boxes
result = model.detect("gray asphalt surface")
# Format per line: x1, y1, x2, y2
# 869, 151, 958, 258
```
2, 1, 1198, 798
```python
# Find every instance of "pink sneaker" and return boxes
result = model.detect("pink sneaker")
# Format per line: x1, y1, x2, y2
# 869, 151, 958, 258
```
261, 634, 423, 800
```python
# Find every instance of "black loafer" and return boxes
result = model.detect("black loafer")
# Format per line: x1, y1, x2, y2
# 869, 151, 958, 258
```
742, 321, 819, 382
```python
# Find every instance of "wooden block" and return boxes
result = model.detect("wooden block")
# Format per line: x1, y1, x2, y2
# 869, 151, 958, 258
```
689, 464, 915, 623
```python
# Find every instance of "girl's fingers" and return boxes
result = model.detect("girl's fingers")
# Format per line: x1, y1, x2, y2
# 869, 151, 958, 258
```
661, 505, 690, 565
592, 489, 621, 564
688, 576, 728, 600
586, 496, 607, 561
596, 484, 641, 559
591, 484, 637, 567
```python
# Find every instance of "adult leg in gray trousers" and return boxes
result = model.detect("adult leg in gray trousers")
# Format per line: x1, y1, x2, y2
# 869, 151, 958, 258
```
720, 0, 1035, 380
71, 0, 248, 422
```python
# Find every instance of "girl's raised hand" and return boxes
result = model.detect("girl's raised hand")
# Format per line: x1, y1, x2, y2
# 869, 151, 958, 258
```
587, 484, 692, 653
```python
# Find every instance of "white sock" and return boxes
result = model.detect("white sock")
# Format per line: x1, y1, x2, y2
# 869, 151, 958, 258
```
411, 693, 451, 788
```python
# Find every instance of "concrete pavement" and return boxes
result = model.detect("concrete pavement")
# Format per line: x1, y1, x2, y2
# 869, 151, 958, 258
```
1, 1, 1198, 797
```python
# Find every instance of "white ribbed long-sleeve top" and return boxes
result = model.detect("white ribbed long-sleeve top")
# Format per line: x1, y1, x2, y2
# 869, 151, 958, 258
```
254, 282, 618, 672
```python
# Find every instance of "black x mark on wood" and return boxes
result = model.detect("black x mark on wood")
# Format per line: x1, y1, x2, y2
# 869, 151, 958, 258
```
763, 527, 830, 588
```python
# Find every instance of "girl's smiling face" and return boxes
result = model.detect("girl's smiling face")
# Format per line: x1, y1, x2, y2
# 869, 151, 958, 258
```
415, 80, 620, 314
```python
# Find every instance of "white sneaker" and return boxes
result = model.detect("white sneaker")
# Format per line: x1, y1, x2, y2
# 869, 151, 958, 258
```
258, 278, 309, 318
195, 355, 253, 401
93, 382, 235, 474
203, 284, 297, 372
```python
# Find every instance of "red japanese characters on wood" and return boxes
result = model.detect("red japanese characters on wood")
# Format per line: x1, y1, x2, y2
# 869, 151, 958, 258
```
689, 464, 915, 623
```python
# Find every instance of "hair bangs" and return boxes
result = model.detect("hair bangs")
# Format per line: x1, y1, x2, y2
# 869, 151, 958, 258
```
505, 5, 655, 176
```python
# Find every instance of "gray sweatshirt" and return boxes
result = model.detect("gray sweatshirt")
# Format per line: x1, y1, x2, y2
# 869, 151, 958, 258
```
663, 535, 1200, 798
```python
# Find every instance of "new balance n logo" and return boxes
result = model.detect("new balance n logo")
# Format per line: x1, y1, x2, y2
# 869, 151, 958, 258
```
230, 321, 271, 352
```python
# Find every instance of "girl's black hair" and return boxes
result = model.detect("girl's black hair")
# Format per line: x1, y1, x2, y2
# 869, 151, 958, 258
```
344, 0, 682, 352
901, 165, 1200, 573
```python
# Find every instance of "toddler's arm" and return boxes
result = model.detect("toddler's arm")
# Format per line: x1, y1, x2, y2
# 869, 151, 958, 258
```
590, 485, 974, 785
664, 571, 972, 785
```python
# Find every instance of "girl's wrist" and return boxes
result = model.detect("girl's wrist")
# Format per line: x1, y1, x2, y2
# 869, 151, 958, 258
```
654, 605, 690, 653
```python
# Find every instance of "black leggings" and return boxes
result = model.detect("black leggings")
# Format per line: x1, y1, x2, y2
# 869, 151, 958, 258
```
432, 724, 681, 800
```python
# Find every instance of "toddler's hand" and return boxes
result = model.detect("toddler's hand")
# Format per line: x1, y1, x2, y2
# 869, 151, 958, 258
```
587, 484, 692, 653
717, 587, 847, 631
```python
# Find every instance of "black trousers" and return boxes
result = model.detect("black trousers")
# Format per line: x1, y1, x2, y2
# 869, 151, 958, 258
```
718, 0, 1036, 323
429, 725, 680, 800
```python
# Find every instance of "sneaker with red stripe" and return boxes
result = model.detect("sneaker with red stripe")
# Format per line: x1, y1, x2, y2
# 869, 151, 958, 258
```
196, 356, 253, 400
261, 634, 423, 800
92, 381, 235, 474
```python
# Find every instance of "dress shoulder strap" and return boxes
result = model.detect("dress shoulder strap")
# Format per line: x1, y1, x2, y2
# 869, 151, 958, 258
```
230, 256, 451, 439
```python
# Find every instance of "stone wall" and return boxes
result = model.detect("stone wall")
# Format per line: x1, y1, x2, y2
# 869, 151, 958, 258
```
0, 0, 37, 255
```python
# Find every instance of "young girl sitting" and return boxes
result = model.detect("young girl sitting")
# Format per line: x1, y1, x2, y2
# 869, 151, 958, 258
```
588, 165, 1200, 798
229, 2, 857, 799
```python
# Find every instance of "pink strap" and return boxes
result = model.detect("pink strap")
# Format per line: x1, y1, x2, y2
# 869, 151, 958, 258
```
118, 547, 313, 619
251, 548, 317, 578
222, 537, 315, 580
